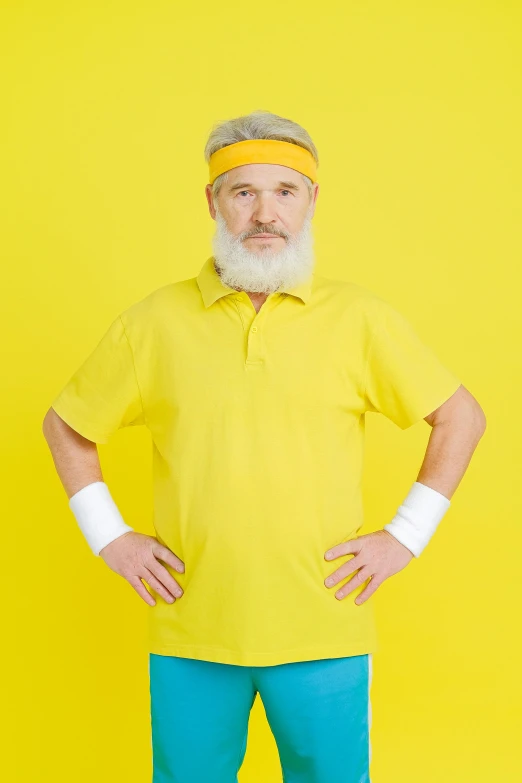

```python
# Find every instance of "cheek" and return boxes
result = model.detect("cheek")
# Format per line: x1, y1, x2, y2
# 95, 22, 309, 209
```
227, 205, 251, 230
283, 204, 307, 229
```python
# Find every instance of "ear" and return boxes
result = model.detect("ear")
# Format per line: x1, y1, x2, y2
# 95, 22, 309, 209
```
310, 183, 319, 216
205, 184, 217, 220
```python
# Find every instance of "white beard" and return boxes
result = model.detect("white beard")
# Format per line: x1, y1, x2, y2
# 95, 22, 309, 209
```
210, 206, 316, 295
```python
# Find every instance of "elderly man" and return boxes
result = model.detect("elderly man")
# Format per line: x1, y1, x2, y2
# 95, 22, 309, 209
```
43, 109, 486, 783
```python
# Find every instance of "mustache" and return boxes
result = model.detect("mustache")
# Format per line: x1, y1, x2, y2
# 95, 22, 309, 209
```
242, 228, 288, 239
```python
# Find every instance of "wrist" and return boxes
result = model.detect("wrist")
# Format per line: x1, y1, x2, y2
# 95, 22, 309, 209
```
68, 481, 134, 556
383, 481, 451, 557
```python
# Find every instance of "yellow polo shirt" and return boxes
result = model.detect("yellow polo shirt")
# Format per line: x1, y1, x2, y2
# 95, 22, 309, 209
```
51, 256, 461, 666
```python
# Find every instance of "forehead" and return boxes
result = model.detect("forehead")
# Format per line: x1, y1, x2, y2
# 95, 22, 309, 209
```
225, 163, 304, 190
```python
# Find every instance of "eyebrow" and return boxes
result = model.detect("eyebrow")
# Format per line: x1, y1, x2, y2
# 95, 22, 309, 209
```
227, 180, 301, 193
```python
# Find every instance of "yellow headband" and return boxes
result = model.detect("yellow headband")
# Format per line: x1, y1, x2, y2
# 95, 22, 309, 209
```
208, 139, 318, 185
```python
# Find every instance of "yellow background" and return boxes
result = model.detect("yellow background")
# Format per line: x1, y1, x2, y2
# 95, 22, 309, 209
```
2, 1, 520, 781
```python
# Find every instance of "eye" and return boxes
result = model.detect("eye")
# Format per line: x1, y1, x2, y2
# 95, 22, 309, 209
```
238, 191, 250, 197
281, 190, 292, 196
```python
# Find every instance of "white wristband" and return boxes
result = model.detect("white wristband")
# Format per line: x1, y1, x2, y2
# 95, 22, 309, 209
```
383, 481, 451, 557
68, 481, 134, 556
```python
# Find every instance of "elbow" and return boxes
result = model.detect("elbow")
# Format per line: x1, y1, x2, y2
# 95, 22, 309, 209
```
476, 407, 487, 437
42, 407, 58, 439
465, 399, 487, 439
458, 387, 487, 437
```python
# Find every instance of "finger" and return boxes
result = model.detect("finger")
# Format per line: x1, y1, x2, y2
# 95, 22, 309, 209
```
148, 558, 184, 599
324, 555, 362, 587
127, 574, 157, 607
354, 575, 382, 605
141, 566, 179, 604
335, 567, 373, 600
324, 537, 361, 561
153, 543, 185, 573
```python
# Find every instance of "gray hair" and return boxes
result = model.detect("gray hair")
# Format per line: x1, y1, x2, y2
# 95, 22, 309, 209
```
204, 109, 319, 208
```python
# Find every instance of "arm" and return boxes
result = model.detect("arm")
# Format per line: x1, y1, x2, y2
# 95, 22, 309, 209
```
42, 407, 104, 498
42, 407, 134, 554
323, 385, 487, 604
382, 384, 486, 556
43, 407, 184, 606
418, 383, 487, 498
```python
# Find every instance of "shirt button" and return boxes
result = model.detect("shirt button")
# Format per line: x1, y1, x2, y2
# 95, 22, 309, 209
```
251, 326, 258, 332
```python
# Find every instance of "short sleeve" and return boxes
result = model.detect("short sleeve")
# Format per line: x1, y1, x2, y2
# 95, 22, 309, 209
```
51, 314, 145, 444
363, 301, 461, 430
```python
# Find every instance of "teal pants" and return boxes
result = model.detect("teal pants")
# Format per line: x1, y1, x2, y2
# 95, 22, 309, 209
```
149, 652, 373, 782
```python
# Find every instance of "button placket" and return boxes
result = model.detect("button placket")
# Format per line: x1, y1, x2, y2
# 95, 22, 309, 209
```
235, 293, 283, 368
246, 314, 263, 364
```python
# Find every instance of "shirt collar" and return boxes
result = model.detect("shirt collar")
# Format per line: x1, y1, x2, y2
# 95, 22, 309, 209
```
196, 256, 313, 308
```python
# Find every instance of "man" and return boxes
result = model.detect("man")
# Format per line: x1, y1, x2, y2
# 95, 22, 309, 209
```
43, 109, 486, 783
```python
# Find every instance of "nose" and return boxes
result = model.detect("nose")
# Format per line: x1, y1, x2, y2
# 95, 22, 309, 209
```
252, 193, 278, 227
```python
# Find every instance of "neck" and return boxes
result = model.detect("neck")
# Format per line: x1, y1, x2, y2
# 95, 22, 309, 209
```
246, 291, 269, 313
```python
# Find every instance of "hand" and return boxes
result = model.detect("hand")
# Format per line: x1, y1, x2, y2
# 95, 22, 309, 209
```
99, 531, 185, 607
323, 529, 414, 605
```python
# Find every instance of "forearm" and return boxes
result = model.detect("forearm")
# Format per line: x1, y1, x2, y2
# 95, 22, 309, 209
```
42, 407, 133, 555
42, 407, 103, 498
383, 407, 486, 556
416, 407, 486, 500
